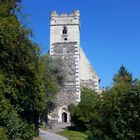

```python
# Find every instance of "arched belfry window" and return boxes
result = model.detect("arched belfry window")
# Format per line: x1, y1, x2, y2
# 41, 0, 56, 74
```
62, 26, 68, 34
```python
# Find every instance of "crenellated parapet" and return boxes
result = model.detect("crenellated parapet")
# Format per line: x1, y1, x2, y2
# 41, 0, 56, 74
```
51, 10, 80, 18
50, 10, 80, 26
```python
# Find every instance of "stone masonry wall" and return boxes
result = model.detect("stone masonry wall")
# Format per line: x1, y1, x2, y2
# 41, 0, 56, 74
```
49, 42, 80, 121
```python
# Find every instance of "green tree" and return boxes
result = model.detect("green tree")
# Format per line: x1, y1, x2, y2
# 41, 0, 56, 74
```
0, 0, 45, 139
69, 67, 140, 140
89, 68, 140, 140
69, 88, 101, 130
90, 85, 140, 140
39, 55, 65, 123
113, 65, 133, 85
112, 65, 133, 94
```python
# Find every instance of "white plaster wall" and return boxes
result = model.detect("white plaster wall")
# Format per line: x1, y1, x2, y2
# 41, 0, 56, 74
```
50, 25, 80, 45
80, 48, 99, 81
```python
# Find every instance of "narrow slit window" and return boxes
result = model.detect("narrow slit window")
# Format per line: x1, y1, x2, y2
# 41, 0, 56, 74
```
62, 26, 68, 34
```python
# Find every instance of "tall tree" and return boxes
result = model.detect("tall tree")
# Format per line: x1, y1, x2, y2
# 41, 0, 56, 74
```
0, 0, 45, 139
113, 65, 133, 85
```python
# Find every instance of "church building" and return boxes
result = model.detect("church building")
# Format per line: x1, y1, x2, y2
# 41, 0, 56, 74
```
49, 10, 100, 123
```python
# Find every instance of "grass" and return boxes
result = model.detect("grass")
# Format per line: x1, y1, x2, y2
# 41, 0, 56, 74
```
57, 130, 88, 140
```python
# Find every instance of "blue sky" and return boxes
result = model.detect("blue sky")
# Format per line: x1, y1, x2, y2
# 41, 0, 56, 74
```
22, 0, 140, 87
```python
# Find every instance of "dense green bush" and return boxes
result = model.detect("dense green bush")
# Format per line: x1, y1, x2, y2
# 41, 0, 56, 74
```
69, 88, 101, 130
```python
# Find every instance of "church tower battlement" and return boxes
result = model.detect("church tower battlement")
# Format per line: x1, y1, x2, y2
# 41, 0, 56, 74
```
49, 10, 100, 123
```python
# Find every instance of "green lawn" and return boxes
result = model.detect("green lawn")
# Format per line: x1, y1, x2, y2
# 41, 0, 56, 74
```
57, 130, 88, 140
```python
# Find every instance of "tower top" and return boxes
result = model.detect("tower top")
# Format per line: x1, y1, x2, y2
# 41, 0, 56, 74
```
50, 10, 80, 18
50, 10, 80, 26
50, 10, 80, 47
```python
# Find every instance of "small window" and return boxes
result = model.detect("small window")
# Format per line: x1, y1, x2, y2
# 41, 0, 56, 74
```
62, 26, 68, 34
64, 38, 67, 41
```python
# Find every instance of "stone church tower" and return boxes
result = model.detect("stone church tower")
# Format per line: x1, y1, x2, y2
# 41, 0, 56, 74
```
49, 10, 100, 123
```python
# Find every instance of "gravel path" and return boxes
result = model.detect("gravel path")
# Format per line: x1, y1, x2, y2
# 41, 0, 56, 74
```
39, 129, 68, 140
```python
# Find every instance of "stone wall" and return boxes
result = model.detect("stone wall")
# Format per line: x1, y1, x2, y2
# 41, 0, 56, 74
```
80, 79, 99, 91
52, 42, 80, 87
49, 42, 80, 122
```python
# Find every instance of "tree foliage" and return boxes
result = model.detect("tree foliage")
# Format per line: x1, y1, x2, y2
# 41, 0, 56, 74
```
69, 88, 101, 130
0, 0, 46, 139
113, 65, 133, 85
69, 67, 140, 140
39, 55, 64, 122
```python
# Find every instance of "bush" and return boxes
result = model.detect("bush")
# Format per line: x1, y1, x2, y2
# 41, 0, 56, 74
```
69, 88, 101, 131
